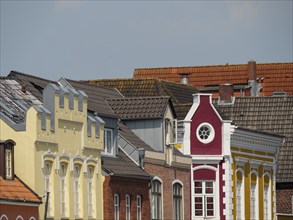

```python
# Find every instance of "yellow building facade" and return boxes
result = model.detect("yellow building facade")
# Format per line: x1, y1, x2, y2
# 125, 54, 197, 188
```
230, 128, 283, 220
0, 80, 104, 219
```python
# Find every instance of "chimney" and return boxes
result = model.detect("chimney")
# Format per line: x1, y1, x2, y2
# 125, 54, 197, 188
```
21, 85, 26, 93
218, 83, 234, 104
180, 73, 190, 84
247, 59, 259, 96
248, 59, 256, 80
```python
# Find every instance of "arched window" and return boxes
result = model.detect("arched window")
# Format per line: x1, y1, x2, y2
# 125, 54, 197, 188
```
0, 215, 8, 220
126, 194, 131, 220
264, 172, 272, 220
250, 171, 259, 220
74, 164, 81, 217
60, 162, 67, 216
44, 160, 53, 217
114, 193, 120, 220
87, 166, 94, 217
173, 182, 183, 220
236, 168, 245, 220
16, 216, 24, 220
29, 217, 36, 220
151, 179, 162, 220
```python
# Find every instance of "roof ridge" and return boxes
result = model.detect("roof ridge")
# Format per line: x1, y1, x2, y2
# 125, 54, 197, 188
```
9, 70, 55, 83
134, 62, 293, 71
107, 96, 170, 101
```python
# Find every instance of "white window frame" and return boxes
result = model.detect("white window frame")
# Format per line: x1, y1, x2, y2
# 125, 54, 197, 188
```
137, 195, 142, 220
44, 160, 52, 217
126, 194, 131, 220
263, 172, 272, 220
173, 182, 183, 220
236, 168, 245, 220
74, 164, 81, 217
5, 148, 12, 179
0, 215, 8, 220
193, 180, 215, 218
250, 170, 259, 220
196, 122, 215, 144
87, 166, 94, 217
15, 216, 24, 220
151, 179, 162, 220
104, 128, 114, 155
60, 163, 67, 217
114, 193, 120, 220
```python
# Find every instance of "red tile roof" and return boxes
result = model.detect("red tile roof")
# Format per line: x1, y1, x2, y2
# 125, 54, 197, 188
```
0, 176, 42, 204
134, 62, 293, 96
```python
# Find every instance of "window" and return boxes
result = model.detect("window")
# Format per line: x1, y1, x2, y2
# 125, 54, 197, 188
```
250, 172, 258, 220
173, 183, 183, 220
104, 128, 114, 155
0, 215, 8, 220
236, 169, 244, 220
44, 161, 52, 217
126, 194, 131, 220
74, 165, 81, 217
264, 173, 271, 220
60, 163, 67, 216
151, 180, 162, 220
114, 194, 120, 220
5, 148, 12, 179
194, 181, 214, 217
88, 166, 94, 217
196, 123, 215, 144
165, 119, 177, 145
137, 195, 142, 220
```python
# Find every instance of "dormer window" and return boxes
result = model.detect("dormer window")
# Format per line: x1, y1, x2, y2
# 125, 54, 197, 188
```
5, 147, 12, 179
104, 128, 114, 155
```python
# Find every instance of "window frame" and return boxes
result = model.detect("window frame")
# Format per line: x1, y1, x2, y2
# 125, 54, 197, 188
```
137, 195, 142, 220
104, 128, 114, 155
5, 148, 12, 179
151, 179, 162, 220
236, 168, 245, 220
87, 166, 94, 217
193, 180, 215, 218
44, 160, 53, 217
173, 182, 183, 220
59, 163, 67, 217
114, 193, 120, 220
126, 194, 131, 220
73, 164, 81, 217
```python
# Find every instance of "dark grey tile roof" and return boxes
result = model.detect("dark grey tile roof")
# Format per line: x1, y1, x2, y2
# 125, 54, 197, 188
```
0, 78, 43, 124
65, 79, 123, 118
215, 96, 293, 182
87, 78, 199, 104
7, 71, 123, 118
102, 149, 150, 179
107, 96, 172, 120
118, 122, 156, 152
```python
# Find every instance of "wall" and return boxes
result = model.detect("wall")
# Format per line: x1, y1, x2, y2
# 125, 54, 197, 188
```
0, 204, 39, 219
144, 162, 191, 220
103, 176, 150, 220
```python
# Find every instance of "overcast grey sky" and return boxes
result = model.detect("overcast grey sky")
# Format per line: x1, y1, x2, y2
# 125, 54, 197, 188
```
1, 0, 292, 80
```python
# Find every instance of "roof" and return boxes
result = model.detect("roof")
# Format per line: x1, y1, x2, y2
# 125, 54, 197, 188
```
215, 96, 293, 182
0, 78, 43, 125
134, 62, 293, 96
7, 71, 122, 118
107, 96, 172, 120
88, 78, 199, 104
0, 175, 42, 204
118, 122, 156, 152
102, 149, 151, 180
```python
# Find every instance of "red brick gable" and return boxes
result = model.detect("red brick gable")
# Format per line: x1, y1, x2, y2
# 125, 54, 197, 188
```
134, 62, 293, 96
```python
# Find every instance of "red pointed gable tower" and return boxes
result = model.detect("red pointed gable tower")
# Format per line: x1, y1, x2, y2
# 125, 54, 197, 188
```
181, 94, 234, 220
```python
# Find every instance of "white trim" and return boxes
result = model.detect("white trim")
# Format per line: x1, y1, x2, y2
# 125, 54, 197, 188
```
235, 157, 248, 166
16, 215, 24, 220
192, 156, 223, 164
192, 165, 218, 172
235, 168, 245, 220
0, 215, 8, 220
29, 217, 36, 220
222, 156, 233, 219
250, 170, 259, 220
250, 159, 262, 168
196, 122, 215, 144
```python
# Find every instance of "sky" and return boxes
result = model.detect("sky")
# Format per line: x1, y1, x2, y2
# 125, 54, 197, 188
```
1, 0, 292, 81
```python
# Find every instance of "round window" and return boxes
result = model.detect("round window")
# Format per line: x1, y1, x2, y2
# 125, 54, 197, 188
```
196, 123, 215, 144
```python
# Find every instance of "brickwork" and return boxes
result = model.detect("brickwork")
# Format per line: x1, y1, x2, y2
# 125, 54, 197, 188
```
277, 187, 293, 214
144, 162, 191, 220
103, 176, 150, 220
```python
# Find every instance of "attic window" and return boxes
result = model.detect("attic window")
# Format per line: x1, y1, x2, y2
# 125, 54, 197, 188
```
196, 123, 215, 144
273, 91, 287, 97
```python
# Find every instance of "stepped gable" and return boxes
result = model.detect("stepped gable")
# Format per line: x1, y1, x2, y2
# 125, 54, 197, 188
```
215, 96, 293, 182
